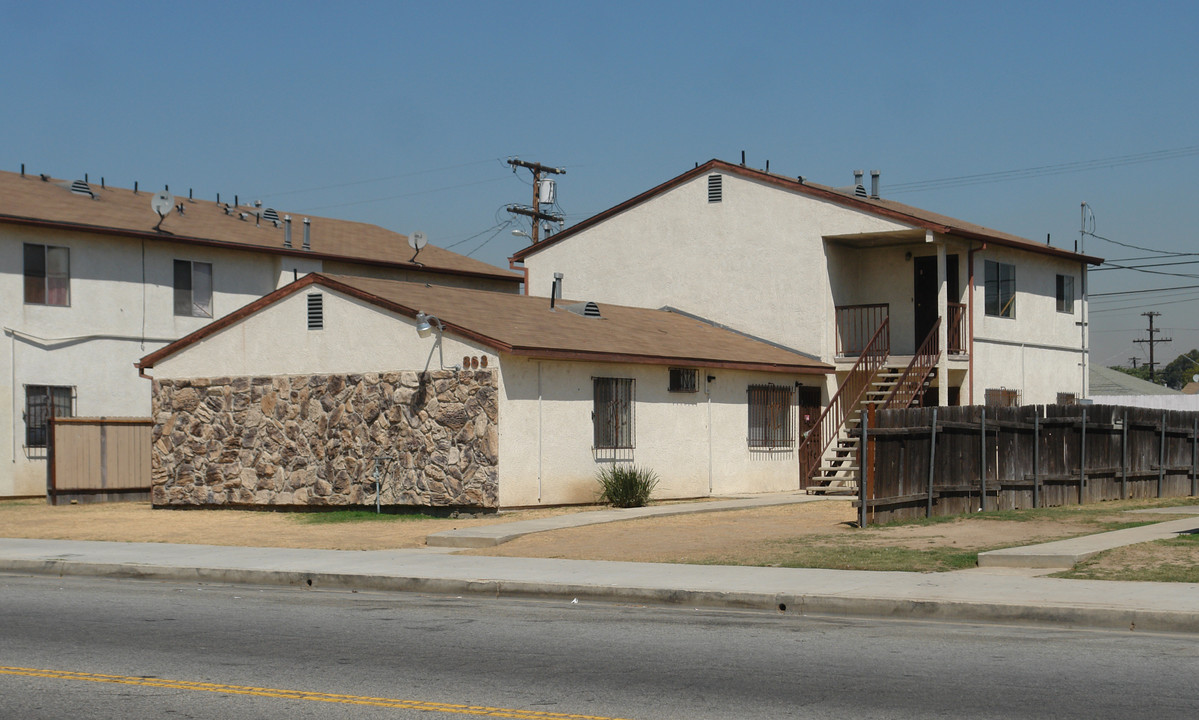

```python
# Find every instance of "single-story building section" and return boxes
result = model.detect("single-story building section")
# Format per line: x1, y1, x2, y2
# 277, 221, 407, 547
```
137, 273, 833, 509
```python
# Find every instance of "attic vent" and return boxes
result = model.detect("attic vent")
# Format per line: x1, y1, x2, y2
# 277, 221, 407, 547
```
707, 174, 722, 203
307, 293, 323, 330
69, 180, 94, 198
565, 301, 602, 318
262, 208, 280, 223
854, 184, 868, 198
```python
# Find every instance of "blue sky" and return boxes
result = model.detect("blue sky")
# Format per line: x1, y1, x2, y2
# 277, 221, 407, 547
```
3, 1, 1198, 368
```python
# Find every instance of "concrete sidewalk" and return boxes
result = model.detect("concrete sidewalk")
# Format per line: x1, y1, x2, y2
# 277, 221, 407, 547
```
3, 535, 1199, 633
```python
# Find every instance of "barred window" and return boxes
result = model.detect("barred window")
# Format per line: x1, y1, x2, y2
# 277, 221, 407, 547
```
748, 384, 793, 448
25, 385, 74, 448
984, 388, 1021, 407
594, 378, 635, 449
668, 367, 698, 393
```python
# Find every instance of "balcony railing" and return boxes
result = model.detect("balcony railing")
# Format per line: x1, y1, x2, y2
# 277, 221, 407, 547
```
836, 304, 889, 357
947, 302, 967, 355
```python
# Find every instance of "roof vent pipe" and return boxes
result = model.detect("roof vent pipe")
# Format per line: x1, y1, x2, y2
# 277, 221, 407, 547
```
234, 195, 239, 207
870, 170, 880, 199
20, 163, 24, 177
101, 177, 105, 189
551, 272, 563, 310
853, 170, 863, 186
302, 217, 311, 250
284, 216, 292, 248
84, 173, 88, 183
134, 181, 139, 194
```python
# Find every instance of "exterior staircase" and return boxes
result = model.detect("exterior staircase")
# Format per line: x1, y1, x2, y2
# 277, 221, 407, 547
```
801, 318, 942, 495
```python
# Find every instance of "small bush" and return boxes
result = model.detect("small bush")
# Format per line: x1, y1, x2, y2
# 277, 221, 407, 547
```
596, 465, 660, 508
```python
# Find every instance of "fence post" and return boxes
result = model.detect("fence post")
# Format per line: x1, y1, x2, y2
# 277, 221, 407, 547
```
859, 412, 869, 528
1033, 411, 1040, 509
927, 408, 938, 518
1079, 407, 1087, 505
1192, 416, 1197, 497
980, 406, 987, 512
1159, 410, 1166, 498
1121, 410, 1129, 501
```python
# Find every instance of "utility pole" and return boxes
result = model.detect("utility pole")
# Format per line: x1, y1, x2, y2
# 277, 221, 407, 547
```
1134, 311, 1172, 383
1128, 357, 1139, 369
507, 158, 565, 245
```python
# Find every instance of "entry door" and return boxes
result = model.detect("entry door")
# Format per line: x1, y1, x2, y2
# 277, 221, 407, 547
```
796, 385, 822, 486
913, 255, 958, 350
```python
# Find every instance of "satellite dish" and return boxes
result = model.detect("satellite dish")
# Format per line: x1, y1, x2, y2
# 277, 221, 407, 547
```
151, 191, 173, 217
408, 231, 428, 250
1192, 374, 1198, 383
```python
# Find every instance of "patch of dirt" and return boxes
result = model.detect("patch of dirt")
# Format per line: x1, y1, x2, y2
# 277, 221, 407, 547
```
0, 500, 594, 551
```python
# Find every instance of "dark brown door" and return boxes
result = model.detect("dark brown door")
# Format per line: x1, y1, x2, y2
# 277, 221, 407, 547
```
913, 255, 958, 349
796, 385, 822, 486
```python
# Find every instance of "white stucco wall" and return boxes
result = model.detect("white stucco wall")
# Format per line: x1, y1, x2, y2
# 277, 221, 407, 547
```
1, 226, 277, 497
522, 172, 911, 362
496, 357, 816, 506
969, 247, 1087, 404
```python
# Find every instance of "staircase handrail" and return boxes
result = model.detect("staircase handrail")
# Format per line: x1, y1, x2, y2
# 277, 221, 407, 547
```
882, 318, 941, 410
798, 317, 890, 483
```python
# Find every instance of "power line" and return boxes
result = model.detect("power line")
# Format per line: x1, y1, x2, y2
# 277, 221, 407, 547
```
301, 176, 509, 212
888, 144, 1199, 195
254, 157, 512, 200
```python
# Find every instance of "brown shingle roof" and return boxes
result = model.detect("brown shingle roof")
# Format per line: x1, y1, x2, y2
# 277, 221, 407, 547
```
139, 273, 832, 375
0, 170, 520, 283
511, 159, 1103, 265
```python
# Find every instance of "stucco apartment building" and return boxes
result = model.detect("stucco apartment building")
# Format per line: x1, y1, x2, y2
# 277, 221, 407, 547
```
1, 168, 520, 498
510, 159, 1103, 485
138, 274, 832, 507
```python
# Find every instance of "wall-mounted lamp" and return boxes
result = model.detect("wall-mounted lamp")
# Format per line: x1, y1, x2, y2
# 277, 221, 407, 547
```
904, 251, 913, 261
415, 311, 444, 339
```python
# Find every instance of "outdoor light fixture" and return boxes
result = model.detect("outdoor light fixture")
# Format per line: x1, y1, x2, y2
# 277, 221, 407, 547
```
415, 311, 443, 339
511, 228, 530, 238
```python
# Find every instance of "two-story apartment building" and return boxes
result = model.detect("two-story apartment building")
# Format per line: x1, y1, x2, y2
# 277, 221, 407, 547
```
1, 168, 520, 497
510, 160, 1102, 486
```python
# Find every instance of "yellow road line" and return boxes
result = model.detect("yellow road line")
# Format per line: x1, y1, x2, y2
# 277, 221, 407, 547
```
0, 666, 633, 720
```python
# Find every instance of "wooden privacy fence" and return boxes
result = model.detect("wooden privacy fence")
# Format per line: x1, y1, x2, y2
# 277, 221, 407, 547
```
857, 404, 1199, 525
48, 417, 153, 504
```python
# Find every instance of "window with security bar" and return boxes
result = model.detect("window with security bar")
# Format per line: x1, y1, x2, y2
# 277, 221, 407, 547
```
24, 385, 75, 448
668, 367, 698, 393
593, 377, 635, 449
748, 384, 793, 448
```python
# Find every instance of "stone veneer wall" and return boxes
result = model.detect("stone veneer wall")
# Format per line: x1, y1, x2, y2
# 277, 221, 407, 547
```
151, 370, 498, 509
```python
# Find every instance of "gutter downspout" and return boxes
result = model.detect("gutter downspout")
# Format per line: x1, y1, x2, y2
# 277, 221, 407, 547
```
8, 329, 14, 463
967, 242, 986, 405
706, 371, 713, 494
537, 361, 543, 503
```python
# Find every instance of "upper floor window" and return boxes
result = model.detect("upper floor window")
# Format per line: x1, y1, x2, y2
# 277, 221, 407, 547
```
984, 260, 1015, 318
24, 385, 74, 448
24, 243, 70, 306
174, 260, 213, 318
1056, 274, 1075, 313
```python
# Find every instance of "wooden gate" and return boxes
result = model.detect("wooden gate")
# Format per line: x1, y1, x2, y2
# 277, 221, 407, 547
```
47, 417, 152, 504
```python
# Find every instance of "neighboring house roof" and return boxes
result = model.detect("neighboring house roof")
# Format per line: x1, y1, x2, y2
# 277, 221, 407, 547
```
510, 159, 1104, 265
0, 169, 520, 284
139, 273, 834, 375
1088, 365, 1181, 396
1183, 382, 1199, 395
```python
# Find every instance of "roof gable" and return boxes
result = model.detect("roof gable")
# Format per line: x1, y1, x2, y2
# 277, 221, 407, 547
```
139, 273, 833, 375
511, 159, 1103, 265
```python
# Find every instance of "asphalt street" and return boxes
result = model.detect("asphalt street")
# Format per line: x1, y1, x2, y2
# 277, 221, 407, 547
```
2, 574, 1197, 719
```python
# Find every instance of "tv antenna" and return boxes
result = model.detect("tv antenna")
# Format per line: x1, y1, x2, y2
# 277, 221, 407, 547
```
408, 231, 427, 265
151, 191, 173, 231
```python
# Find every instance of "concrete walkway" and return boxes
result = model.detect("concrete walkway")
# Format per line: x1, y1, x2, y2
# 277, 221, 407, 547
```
427, 491, 828, 548
3, 494, 1199, 632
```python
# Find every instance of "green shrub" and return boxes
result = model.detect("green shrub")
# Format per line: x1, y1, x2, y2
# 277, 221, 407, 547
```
596, 465, 660, 508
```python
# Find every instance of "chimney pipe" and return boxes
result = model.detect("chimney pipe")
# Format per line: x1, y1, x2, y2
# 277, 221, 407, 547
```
284, 215, 292, 248
870, 170, 880, 199
302, 217, 311, 250
853, 170, 863, 187
551, 272, 563, 309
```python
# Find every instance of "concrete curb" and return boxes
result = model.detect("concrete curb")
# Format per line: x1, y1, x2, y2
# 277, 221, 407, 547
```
7, 558, 1197, 634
